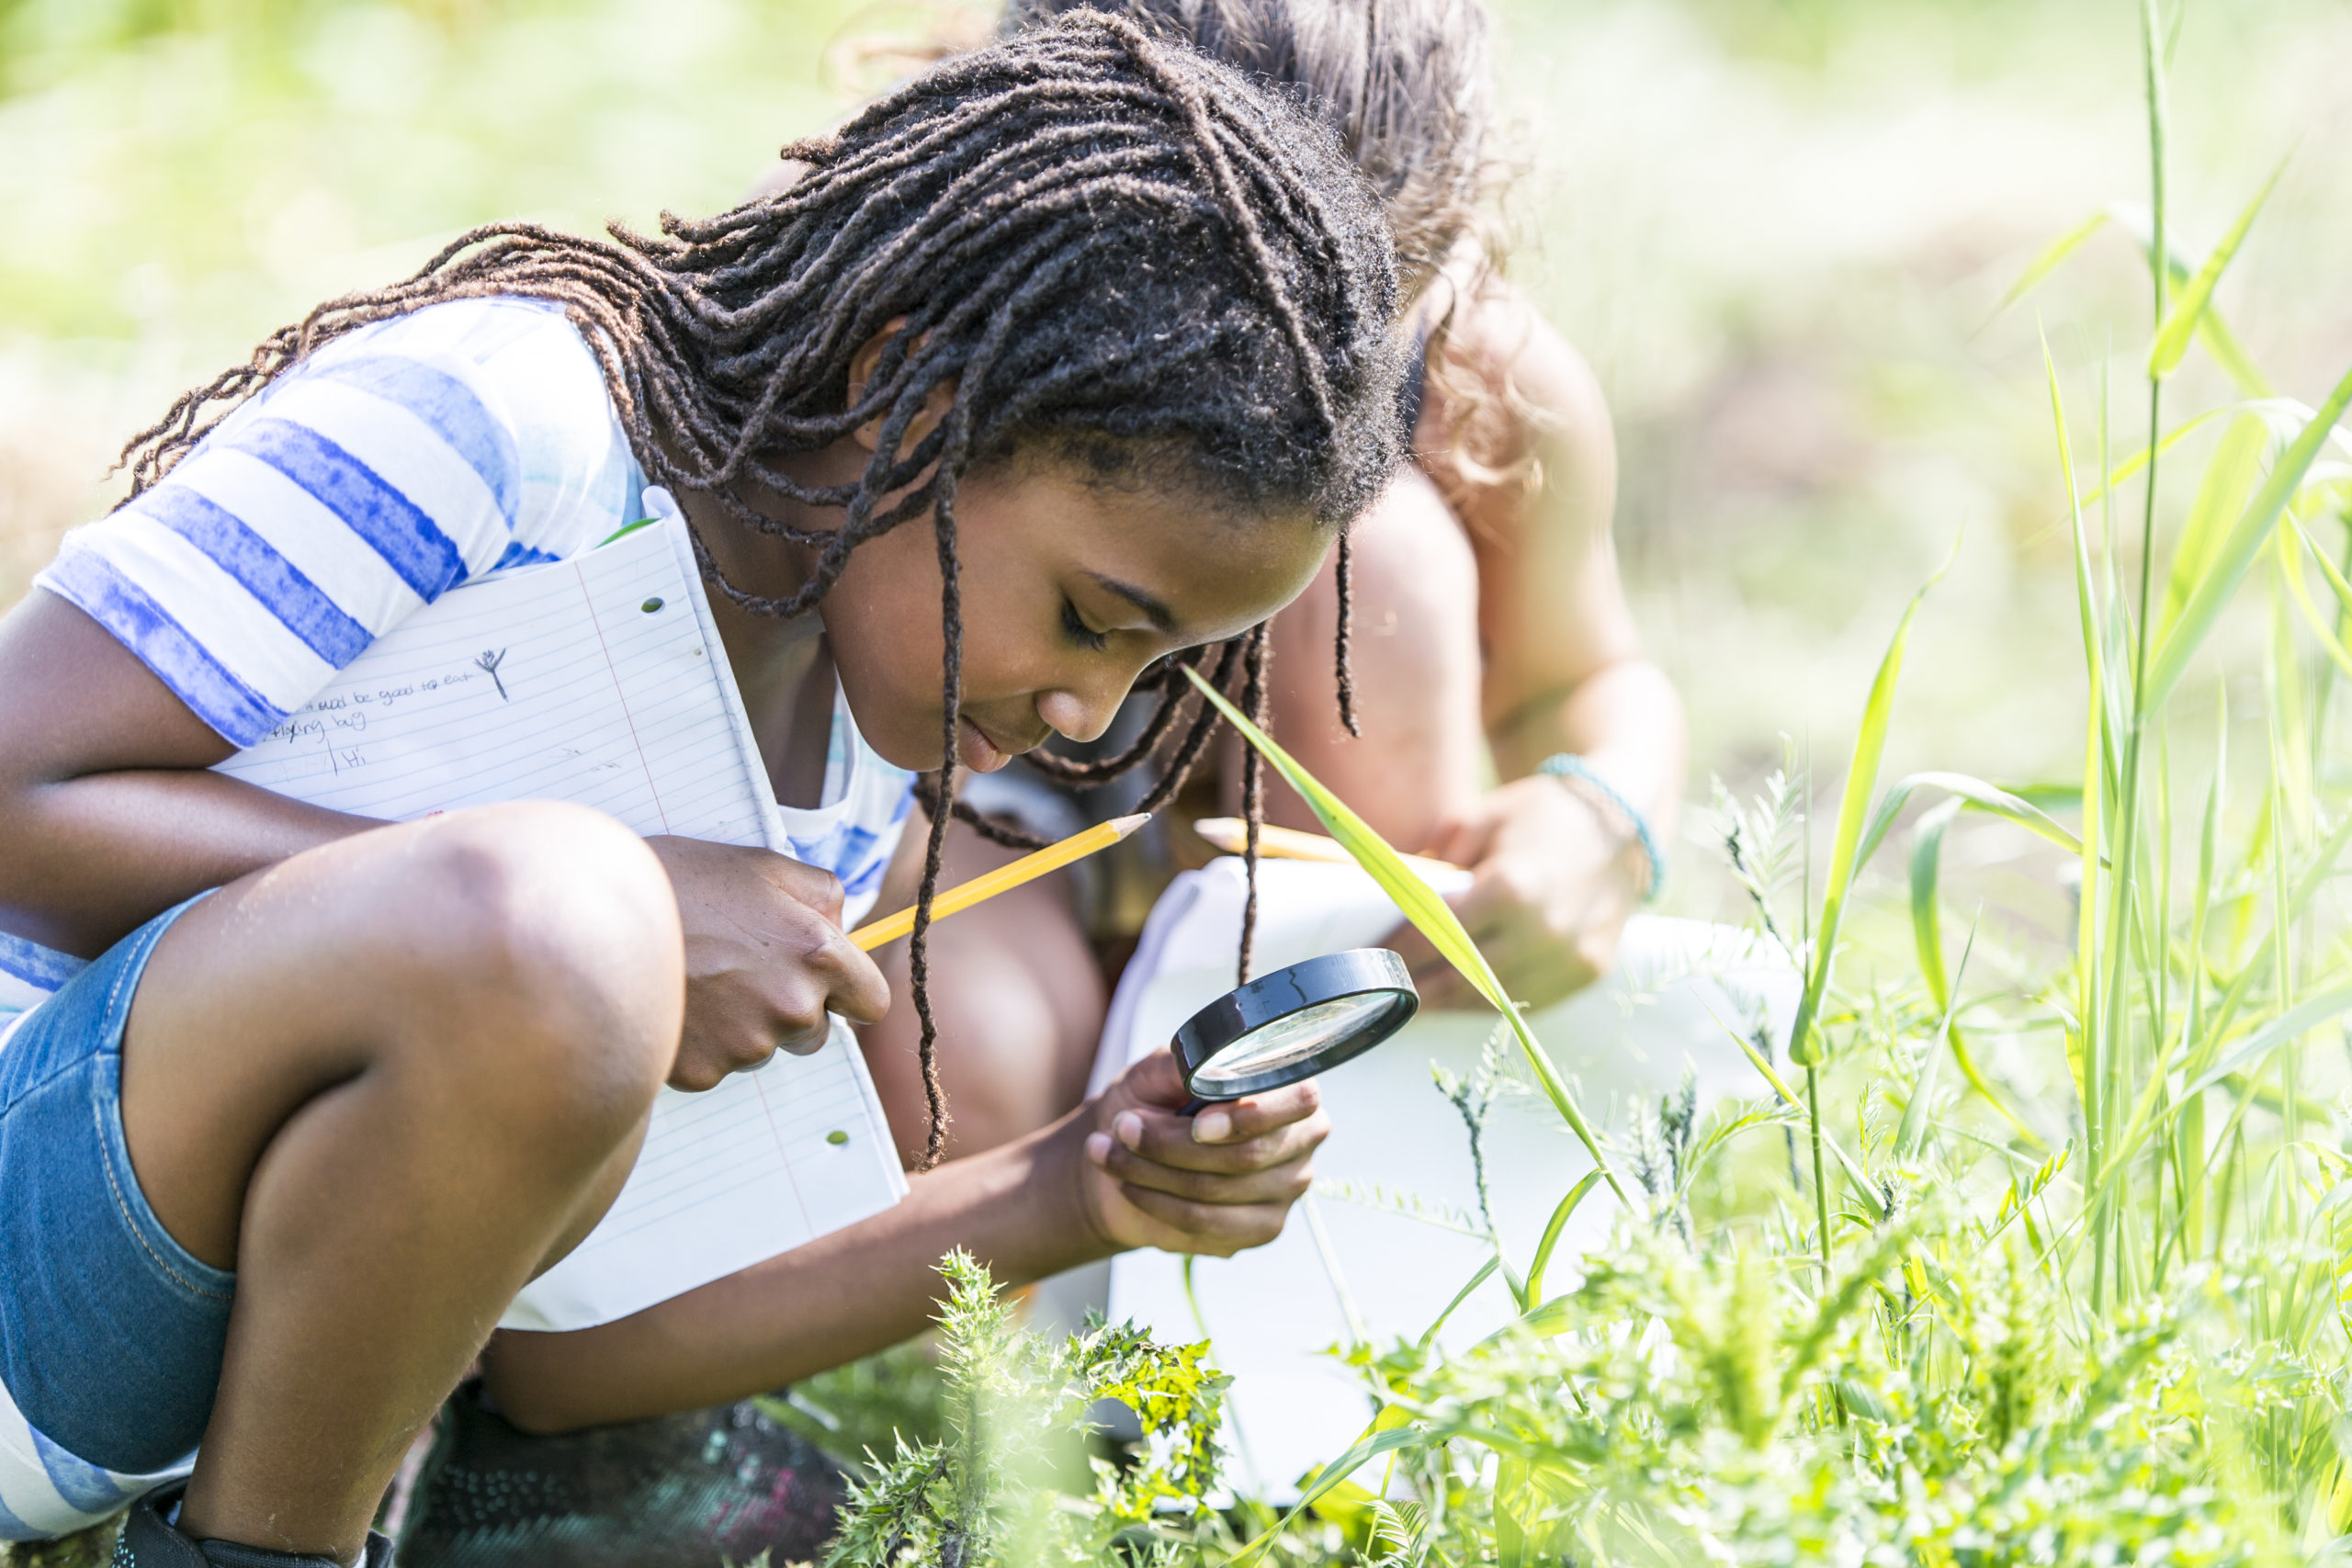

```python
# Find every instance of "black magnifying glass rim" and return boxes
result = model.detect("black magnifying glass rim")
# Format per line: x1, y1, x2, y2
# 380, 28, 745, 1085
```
1171, 947, 1421, 1102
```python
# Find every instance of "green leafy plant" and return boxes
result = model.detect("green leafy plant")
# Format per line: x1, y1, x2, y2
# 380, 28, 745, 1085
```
819, 1251, 1233, 1568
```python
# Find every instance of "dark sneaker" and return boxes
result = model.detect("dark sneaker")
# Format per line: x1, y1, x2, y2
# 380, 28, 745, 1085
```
397, 1384, 843, 1568
114, 1484, 392, 1568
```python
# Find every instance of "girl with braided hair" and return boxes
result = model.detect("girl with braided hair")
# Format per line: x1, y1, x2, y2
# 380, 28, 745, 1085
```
0, 15, 1402, 1564
858, 0, 1687, 1168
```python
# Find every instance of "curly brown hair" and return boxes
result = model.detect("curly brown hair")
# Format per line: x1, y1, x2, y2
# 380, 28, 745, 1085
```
1001, 0, 1493, 302
998, 0, 1544, 501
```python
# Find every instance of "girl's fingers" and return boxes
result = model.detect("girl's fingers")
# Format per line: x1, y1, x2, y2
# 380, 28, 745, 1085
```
804, 927, 892, 1025
1114, 1186, 1298, 1256
1107, 1104, 1327, 1175
1092, 1134, 1317, 1203
1183, 1080, 1321, 1145
1117, 1047, 1191, 1107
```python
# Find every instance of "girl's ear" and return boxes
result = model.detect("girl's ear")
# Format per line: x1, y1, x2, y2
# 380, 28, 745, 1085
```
847, 318, 957, 455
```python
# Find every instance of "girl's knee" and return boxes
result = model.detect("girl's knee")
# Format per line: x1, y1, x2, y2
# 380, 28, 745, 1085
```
367, 806, 683, 1121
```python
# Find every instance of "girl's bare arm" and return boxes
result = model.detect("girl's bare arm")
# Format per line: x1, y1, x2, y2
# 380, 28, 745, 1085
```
481, 1113, 1104, 1428
0, 590, 368, 957
479, 1050, 1327, 1431
1435, 284, 1685, 825
1264, 284, 1683, 844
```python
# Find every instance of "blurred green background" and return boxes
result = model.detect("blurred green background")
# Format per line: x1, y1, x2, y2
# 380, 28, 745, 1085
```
2, 0, 2346, 917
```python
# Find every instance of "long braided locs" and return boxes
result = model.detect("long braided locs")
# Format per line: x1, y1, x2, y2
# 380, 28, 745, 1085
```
115, 12, 1405, 1168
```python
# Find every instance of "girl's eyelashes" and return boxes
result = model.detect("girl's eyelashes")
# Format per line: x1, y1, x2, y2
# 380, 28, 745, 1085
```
1061, 598, 1110, 652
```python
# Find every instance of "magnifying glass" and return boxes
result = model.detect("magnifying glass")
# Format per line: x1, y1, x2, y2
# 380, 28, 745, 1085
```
1171, 948, 1421, 1105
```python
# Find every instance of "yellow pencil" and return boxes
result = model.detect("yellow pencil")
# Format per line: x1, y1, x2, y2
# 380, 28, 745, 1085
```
848, 813, 1150, 951
1192, 817, 1464, 878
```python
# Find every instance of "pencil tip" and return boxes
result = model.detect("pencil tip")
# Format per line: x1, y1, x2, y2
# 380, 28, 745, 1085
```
1110, 813, 1152, 839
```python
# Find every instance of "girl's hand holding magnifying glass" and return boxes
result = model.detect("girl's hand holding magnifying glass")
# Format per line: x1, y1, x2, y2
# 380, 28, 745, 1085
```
1075, 1051, 1329, 1258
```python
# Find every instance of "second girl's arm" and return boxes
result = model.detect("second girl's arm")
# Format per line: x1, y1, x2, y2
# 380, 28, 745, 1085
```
1413, 286, 1686, 1004
1437, 285, 1685, 837
0, 591, 371, 958
1260, 287, 1683, 856
1262, 279, 1687, 1005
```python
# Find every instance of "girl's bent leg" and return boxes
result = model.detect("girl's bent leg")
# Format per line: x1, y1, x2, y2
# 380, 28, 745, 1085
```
118, 803, 684, 1562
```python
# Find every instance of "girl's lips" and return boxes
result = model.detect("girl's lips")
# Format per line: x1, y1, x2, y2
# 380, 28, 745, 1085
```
957, 716, 1012, 773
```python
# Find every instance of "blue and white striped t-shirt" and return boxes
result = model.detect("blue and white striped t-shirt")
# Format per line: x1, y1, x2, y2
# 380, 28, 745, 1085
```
2, 295, 644, 1021
0, 296, 914, 1540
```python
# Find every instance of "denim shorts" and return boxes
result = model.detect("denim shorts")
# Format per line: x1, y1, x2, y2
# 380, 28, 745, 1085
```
0, 896, 232, 1479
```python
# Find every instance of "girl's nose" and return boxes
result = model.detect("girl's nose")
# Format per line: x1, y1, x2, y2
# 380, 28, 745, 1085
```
1035, 682, 1122, 745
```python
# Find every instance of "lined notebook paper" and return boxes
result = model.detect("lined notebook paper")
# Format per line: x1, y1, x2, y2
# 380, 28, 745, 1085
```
217, 512, 909, 1331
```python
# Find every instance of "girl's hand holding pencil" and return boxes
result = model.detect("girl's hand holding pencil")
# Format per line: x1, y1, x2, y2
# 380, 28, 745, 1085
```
645, 836, 893, 1092
642, 818, 1143, 1096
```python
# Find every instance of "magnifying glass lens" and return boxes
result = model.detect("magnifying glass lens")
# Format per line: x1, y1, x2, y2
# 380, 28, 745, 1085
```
1172, 948, 1421, 1101
1191, 991, 1402, 1092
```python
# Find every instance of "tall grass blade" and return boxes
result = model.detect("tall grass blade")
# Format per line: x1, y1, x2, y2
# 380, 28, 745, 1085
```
2148, 159, 2289, 378
1855, 770, 2084, 874
1786, 566, 1946, 1066
1906, 807, 2041, 1146
1909, 797, 1964, 1009
2293, 513, 2352, 622
1523, 1169, 1606, 1306
1182, 666, 1626, 1200
1416, 1256, 1500, 1351
1896, 891, 1972, 1158
2195, 811, 2352, 1057
2077, 403, 2236, 514
1992, 209, 2110, 318
2280, 521, 2352, 682
1996, 197, 2270, 394
2046, 334, 2104, 1133
2105, 201, 2276, 398
1494, 1457, 1534, 1568
2159, 413, 2269, 639
2177, 983, 2352, 1109
1227, 1421, 1426, 1566
2145, 361, 2352, 714
1721, 1019, 1886, 1215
